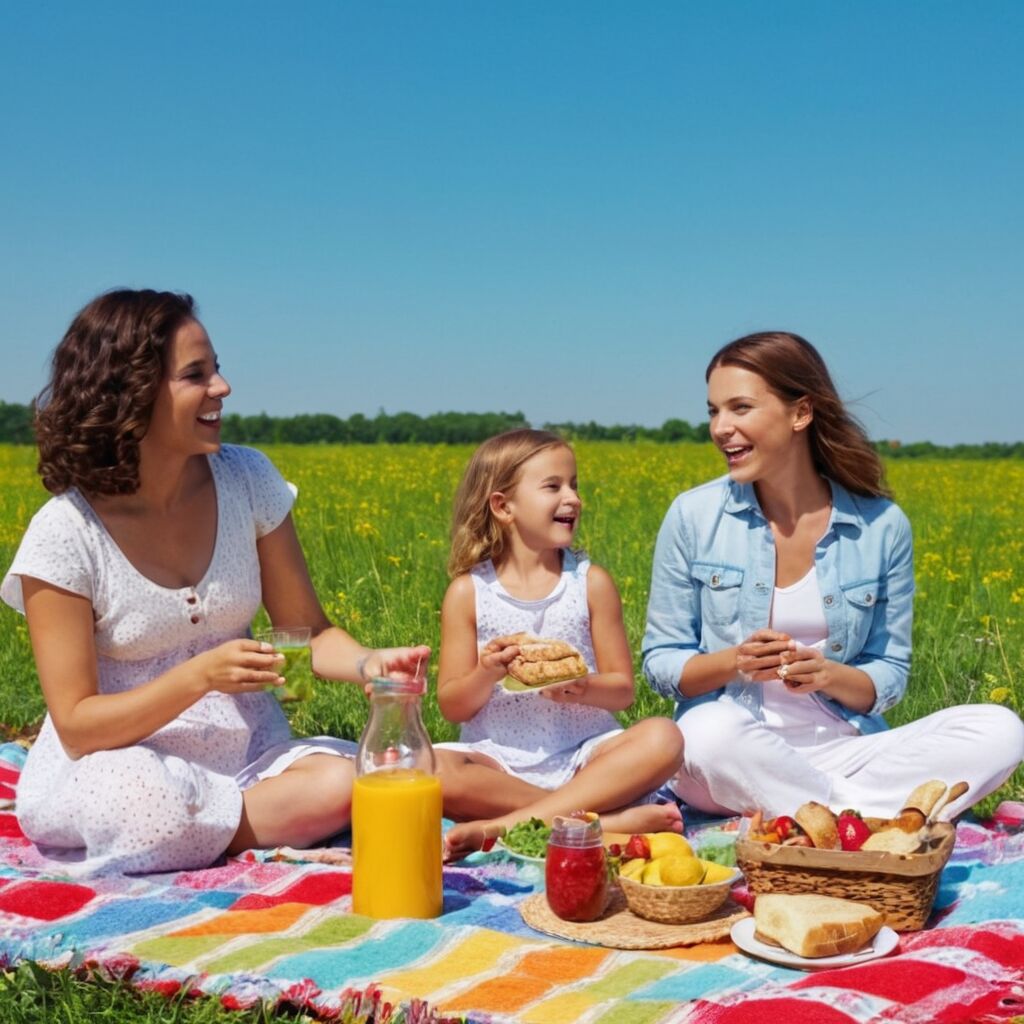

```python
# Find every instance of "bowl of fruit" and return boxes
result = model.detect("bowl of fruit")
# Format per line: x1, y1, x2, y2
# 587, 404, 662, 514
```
617, 832, 742, 924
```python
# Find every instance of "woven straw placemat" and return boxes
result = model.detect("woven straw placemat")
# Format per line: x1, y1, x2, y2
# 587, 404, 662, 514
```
518, 888, 749, 949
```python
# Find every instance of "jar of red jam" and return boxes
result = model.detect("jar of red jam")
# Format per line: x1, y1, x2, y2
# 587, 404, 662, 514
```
545, 814, 609, 922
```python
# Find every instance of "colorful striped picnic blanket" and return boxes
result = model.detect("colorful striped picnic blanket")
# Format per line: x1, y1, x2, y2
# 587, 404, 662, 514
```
1, 741, 1022, 1023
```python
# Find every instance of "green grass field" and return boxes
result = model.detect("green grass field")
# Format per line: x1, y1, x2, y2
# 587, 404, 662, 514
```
2, 442, 1021, 758
0, 442, 1021, 1021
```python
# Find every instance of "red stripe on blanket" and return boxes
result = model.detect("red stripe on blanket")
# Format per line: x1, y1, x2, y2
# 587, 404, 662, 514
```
0, 767, 19, 786
686, 997, 862, 1024
787, 925, 1024, 1006
0, 880, 96, 920
0, 784, 16, 801
901, 923, 1024, 967
0, 813, 25, 838
791, 959, 964, 1004
230, 870, 352, 909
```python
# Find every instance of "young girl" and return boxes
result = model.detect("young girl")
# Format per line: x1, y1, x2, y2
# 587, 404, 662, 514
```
643, 331, 1023, 819
437, 430, 684, 858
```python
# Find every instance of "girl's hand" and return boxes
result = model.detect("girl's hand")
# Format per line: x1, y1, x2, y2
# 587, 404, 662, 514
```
540, 676, 589, 703
777, 645, 831, 695
735, 629, 795, 683
196, 640, 286, 694
358, 645, 432, 695
477, 636, 522, 680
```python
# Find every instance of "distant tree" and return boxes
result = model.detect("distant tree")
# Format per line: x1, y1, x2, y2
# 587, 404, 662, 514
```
0, 401, 34, 444
659, 418, 696, 442
346, 413, 376, 444
2, 397, 1018, 453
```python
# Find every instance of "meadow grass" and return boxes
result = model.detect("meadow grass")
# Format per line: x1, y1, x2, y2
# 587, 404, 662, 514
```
0, 441, 1021, 1020
1, 441, 1021, 787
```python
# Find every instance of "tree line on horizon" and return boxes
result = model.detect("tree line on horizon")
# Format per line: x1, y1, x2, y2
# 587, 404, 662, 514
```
0, 400, 1021, 458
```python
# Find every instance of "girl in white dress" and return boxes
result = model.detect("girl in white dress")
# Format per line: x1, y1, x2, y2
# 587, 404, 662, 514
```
437, 430, 684, 858
1, 289, 429, 876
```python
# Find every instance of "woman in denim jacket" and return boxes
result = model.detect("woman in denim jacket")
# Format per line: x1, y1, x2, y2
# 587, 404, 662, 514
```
643, 332, 1023, 819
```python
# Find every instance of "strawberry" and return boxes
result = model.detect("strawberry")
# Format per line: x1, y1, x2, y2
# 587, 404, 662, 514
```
774, 816, 801, 842
624, 834, 651, 860
838, 811, 872, 851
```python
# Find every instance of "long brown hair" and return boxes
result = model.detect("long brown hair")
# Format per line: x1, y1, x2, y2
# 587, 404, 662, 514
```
35, 289, 197, 496
706, 331, 890, 498
448, 429, 570, 577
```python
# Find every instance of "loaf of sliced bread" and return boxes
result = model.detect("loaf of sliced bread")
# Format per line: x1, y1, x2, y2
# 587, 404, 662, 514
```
753, 893, 885, 958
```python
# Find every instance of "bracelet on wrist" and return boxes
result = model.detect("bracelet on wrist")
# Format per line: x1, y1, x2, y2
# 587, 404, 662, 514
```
356, 654, 371, 682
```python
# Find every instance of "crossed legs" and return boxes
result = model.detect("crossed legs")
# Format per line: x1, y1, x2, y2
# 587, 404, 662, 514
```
441, 717, 685, 859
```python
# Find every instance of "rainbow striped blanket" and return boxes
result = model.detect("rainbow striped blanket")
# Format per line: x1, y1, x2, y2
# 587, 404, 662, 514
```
1, 742, 1022, 1023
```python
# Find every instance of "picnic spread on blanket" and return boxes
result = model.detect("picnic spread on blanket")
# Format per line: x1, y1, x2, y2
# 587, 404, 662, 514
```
1, 742, 1022, 1023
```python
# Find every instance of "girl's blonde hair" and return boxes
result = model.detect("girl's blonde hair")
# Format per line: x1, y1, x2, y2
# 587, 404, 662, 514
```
448, 428, 569, 577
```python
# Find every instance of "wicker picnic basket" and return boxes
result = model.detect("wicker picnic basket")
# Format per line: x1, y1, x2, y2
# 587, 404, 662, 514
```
735, 822, 955, 931
617, 870, 740, 925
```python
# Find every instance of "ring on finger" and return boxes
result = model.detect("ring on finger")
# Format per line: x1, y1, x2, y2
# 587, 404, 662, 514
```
778, 664, 789, 680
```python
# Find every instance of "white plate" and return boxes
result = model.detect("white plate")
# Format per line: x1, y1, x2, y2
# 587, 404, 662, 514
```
495, 837, 546, 863
730, 918, 899, 970
501, 675, 586, 695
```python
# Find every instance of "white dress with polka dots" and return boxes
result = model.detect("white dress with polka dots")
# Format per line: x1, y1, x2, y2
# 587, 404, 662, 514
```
0, 445, 355, 877
436, 551, 623, 788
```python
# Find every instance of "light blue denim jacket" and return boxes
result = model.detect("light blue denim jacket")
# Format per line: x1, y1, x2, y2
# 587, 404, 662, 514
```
642, 474, 913, 734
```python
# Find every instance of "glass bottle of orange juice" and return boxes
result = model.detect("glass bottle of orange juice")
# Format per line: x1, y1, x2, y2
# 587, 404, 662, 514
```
352, 675, 442, 919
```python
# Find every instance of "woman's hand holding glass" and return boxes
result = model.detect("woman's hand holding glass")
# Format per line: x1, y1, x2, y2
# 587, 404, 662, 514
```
734, 629, 796, 683
195, 639, 286, 694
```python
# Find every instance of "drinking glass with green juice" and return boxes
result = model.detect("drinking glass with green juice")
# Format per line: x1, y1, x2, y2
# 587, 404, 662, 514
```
254, 626, 314, 702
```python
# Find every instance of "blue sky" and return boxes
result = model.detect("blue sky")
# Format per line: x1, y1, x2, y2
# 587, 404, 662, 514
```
1, 2, 1021, 444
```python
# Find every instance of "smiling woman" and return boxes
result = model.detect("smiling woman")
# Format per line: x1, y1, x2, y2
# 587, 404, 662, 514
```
0, 289, 430, 876
142, 318, 230, 460
643, 331, 1024, 822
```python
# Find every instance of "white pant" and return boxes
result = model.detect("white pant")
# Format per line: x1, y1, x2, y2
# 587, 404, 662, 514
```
671, 698, 1024, 819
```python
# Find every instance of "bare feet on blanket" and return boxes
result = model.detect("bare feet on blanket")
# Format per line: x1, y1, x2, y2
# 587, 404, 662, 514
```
443, 802, 684, 862
444, 822, 508, 862
600, 801, 684, 836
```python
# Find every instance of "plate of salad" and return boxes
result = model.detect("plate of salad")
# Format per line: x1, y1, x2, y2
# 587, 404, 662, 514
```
497, 818, 552, 862
496, 819, 631, 862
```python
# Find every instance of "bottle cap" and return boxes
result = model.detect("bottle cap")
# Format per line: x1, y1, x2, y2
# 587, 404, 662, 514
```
550, 812, 603, 847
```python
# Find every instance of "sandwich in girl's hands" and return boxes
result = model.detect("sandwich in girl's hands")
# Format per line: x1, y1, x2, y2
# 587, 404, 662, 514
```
504, 635, 588, 687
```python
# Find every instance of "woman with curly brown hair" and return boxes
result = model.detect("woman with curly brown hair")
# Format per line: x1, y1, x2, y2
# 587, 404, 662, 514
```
1, 289, 429, 875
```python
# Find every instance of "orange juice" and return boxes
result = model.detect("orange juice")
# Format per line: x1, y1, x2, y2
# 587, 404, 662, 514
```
352, 768, 443, 919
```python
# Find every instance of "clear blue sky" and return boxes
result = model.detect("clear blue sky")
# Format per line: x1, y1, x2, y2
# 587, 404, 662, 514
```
2, 2, 1021, 444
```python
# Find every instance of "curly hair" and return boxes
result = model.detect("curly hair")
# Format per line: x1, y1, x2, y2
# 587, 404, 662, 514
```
34, 289, 197, 496
448, 429, 570, 577
706, 331, 890, 499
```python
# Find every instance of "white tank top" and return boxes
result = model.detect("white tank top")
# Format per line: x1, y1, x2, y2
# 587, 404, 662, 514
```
770, 566, 828, 647
763, 566, 854, 744
457, 549, 620, 759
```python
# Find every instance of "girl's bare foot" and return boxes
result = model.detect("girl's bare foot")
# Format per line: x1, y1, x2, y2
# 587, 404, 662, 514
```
443, 802, 685, 861
443, 819, 508, 862
600, 801, 684, 836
